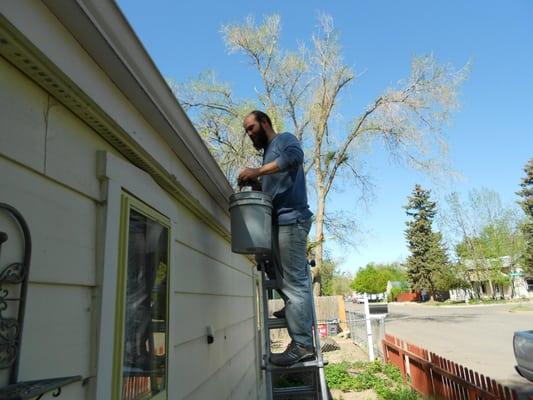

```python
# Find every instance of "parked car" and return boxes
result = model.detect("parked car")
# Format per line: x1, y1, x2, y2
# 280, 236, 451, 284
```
514, 330, 533, 382
351, 294, 365, 304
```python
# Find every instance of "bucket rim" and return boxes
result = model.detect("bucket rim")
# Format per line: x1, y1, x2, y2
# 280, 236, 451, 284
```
229, 190, 272, 198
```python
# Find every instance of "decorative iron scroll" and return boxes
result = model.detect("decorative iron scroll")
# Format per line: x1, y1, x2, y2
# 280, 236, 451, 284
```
0, 375, 82, 400
0, 204, 82, 398
0, 203, 31, 383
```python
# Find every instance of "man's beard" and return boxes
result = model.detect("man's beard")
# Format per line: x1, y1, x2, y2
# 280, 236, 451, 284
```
252, 126, 269, 150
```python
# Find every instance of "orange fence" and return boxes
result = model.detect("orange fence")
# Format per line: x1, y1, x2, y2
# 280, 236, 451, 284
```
396, 292, 419, 302
382, 334, 522, 400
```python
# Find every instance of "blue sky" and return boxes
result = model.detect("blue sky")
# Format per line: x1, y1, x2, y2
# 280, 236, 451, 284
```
117, 0, 533, 273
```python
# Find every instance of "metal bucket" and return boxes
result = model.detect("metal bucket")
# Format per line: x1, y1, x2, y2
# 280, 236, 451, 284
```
229, 191, 272, 254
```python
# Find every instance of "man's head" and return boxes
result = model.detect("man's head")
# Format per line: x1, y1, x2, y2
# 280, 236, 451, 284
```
243, 110, 274, 150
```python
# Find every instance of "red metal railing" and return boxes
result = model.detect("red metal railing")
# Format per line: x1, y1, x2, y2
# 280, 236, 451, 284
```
382, 334, 526, 400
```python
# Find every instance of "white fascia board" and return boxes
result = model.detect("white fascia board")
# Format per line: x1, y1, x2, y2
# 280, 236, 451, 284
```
41, 0, 233, 209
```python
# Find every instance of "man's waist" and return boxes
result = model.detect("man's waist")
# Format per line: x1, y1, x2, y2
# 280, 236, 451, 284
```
273, 207, 313, 225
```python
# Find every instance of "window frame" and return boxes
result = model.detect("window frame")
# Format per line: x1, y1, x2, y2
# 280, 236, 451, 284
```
112, 192, 171, 400
95, 151, 178, 400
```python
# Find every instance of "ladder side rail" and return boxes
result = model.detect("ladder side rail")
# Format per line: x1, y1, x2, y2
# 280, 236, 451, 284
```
260, 264, 274, 400
308, 264, 329, 400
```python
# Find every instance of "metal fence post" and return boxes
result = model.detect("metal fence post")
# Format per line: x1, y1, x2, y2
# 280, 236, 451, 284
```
363, 295, 375, 361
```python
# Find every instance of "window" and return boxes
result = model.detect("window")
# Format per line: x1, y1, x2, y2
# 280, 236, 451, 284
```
114, 194, 170, 400
527, 279, 533, 292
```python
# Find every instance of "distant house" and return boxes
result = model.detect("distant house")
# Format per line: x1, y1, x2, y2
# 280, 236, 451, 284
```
0, 2, 263, 399
450, 256, 533, 301
385, 281, 403, 297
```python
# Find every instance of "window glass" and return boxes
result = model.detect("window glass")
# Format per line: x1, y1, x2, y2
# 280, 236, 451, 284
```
122, 208, 169, 400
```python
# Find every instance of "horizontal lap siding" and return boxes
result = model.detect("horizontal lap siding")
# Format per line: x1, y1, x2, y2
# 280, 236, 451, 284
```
169, 204, 259, 399
19, 283, 93, 378
1, 33, 260, 399
170, 318, 257, 399
0, 160, 96, 398
173, 243, 253, 298
174, 206, 252, 275
0, 57, 113, 396
0, 59, 47, 171
183, 339, 259, 400
0, 157, 97, 286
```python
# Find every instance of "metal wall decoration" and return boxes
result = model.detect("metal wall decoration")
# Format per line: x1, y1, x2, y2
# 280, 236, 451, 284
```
0, 203, 31, 384
0, 204, 82, 398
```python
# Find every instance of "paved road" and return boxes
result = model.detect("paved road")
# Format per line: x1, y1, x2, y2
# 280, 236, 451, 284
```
345, 301, 533, 396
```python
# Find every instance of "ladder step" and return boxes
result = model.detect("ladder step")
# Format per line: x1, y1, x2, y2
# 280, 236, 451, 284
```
268, 358, 327, 373
264, 279, 279, 290
272, 384, 316, 398
267, 318, 287, 329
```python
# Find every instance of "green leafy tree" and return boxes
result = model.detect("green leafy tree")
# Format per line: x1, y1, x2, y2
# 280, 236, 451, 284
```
320, 258, 337, 296
517, 158, 533, 274
320, 258, 354, 296
404, 185, 450, 298
442, 188, 525, 298
329, 272, 354, 297
351, 262, 407, 294
352, 264, 385, 294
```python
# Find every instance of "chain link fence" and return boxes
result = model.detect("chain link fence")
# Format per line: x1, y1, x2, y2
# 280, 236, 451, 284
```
345, 310, 386, 359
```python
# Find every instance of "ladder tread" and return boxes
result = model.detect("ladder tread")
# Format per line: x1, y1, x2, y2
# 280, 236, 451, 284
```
272, 384, 317, 398
268, 358, 326, 372
260, 266, 329, 400
267, 318, 287, 329
264, 279, 280, 290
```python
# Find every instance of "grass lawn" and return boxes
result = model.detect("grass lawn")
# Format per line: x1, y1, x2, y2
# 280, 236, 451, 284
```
325, 360, 421, 400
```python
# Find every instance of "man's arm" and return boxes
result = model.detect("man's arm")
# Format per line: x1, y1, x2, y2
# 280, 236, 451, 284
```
275, 135, 304, 172
238, 134, 303, 186
238, 160, 280, 185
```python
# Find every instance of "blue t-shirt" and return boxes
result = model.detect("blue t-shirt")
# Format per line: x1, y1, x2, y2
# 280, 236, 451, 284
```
261, 132, 313, 225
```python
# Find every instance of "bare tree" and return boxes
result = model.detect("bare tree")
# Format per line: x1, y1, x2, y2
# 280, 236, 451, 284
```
169, 14, 468, 294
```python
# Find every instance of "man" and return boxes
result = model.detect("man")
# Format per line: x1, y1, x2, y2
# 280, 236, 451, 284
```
238, 110, 314, 366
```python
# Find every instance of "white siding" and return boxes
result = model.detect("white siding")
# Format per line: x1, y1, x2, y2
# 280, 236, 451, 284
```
0, 57, 120, 397
0, 59, 47, 171
19, 283, 93, 378
167, 202, 259, 399
0, 6, 262, 398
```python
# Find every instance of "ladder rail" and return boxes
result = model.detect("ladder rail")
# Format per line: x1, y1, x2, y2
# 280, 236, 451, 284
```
259, 257, 329, 400
307, 264, 329, 400
259, 260, 274, 400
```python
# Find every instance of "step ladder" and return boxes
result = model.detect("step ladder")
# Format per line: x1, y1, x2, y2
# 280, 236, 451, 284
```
257, 255, 329, 400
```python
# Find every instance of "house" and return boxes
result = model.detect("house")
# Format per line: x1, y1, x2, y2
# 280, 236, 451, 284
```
449, 256, 533, 301
385, 281, 402, 297
0, 2, 264, 399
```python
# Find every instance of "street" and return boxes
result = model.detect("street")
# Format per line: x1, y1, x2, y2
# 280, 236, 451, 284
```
346, 301, 533, 395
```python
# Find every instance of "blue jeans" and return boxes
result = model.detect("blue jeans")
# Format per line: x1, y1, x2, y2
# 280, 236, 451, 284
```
271, 218, 313, 348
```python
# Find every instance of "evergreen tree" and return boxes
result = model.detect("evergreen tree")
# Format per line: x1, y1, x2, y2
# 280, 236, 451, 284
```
404, 185, 449, 297
429, 232, 455, 291
517, 158, 533, 274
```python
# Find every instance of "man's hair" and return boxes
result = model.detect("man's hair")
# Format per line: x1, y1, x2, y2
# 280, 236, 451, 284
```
248, 110, 272, 128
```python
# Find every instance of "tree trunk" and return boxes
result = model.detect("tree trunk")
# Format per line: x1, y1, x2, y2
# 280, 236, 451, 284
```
312, 189, 326, 296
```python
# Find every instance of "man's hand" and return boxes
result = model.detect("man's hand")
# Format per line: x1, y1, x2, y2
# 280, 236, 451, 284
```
238, 168, 259, 183
237, 161, 280, 189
